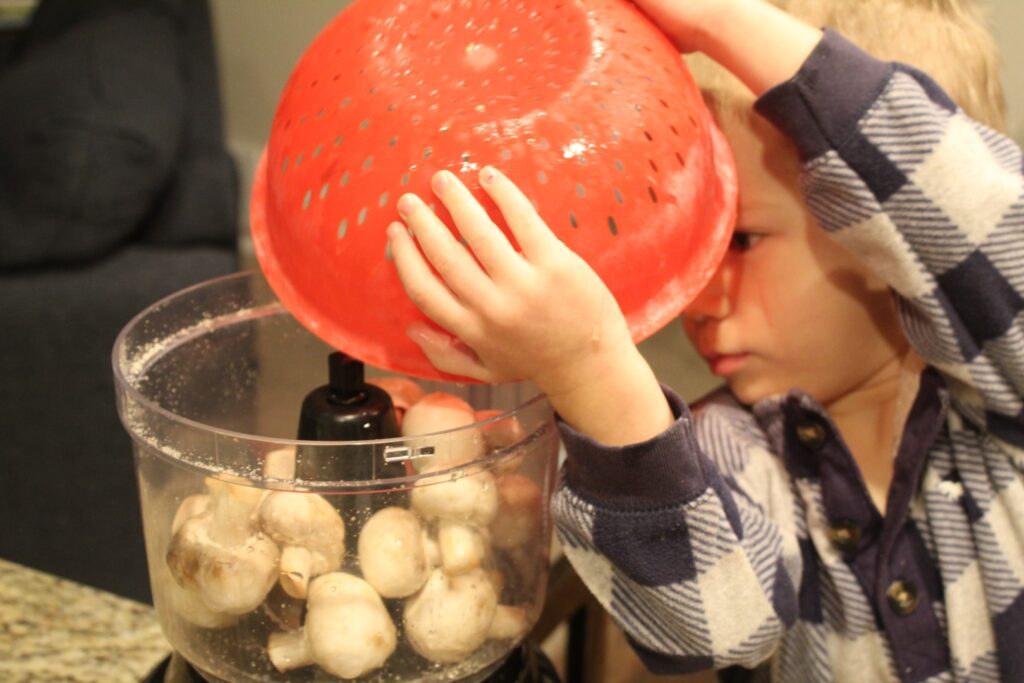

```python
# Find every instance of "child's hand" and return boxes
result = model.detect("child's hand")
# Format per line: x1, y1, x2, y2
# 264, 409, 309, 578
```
388, 167, 632, 396
388, 167, 674, 445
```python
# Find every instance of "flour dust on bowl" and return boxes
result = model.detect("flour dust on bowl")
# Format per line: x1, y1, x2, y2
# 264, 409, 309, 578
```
112, 271, 559, 683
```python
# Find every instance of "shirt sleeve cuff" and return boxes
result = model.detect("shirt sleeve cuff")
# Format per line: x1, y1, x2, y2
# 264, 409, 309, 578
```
755, 28, 894, 161
557, 384, 710, 510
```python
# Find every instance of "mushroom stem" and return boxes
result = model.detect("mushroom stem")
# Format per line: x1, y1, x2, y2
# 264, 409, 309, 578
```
438, 521, 488, 575
205, 479, 263, 547
279, 545, 315, 599
263, 447, 297, 480
268, 629, 315, 672
259, 491, 346, 598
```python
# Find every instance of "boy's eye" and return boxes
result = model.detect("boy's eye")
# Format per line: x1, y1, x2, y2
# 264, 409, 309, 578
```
729, 231, 762, 252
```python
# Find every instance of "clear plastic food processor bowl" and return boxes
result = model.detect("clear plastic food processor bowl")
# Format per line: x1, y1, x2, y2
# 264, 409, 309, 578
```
112, 271, 559, 683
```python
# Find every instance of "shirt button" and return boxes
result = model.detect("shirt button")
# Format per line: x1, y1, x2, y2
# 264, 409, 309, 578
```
886, 579, 919, 616
827, 521, 862, 553
795, 420, 828, 449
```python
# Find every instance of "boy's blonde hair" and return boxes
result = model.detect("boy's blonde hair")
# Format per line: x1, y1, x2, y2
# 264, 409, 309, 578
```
690, 0, 1007, 132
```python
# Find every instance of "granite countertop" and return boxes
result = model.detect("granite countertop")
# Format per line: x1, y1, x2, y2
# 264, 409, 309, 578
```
0, 558, 171, 683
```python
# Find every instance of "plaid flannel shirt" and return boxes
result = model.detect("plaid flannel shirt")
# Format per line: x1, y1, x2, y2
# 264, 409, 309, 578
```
552, 30, 1024, 683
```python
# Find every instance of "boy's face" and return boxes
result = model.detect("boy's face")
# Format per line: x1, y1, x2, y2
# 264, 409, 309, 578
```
683, 115, 907, 406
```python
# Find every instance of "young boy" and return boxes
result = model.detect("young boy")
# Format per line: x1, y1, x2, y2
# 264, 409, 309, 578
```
386, 0, 1024, 679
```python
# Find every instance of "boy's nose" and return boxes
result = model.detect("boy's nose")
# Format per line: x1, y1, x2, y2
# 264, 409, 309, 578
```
685, 258, 733, 321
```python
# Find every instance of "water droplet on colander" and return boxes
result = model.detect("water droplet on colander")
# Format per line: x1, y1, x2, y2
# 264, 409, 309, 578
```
464, 42, 499, 71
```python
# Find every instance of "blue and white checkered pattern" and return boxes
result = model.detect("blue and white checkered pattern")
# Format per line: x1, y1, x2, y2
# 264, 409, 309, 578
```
553, 30, 1024, 683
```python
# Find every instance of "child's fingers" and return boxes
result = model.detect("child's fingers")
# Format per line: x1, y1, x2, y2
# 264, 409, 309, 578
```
406, 322, 498, 383
387, 222, 472, 334
478, 166, 558, 262
430, 171, 525, 280
396, 193, 495, 308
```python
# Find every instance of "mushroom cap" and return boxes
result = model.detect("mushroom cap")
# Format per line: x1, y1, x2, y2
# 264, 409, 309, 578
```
358, 507, 431, 598
171, 494, 210, 535
475, 409, 527, 451
402, 392, 485, 470
166, 513, 280, 615
410, 468, 498, 526
367, 377, 425, 426
156, 563, 237, 629
307, 573, 397, 679
308, 571, 384, 605
260, 491, 346, 566
489, 474, 544, 550
438, 520, 489, 575
404, 568, 498, 663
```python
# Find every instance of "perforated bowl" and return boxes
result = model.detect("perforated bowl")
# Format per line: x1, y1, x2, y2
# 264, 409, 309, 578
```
251, 0, 737, 381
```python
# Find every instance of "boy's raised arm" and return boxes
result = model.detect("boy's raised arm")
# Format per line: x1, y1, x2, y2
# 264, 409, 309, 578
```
632, 0, 823, 96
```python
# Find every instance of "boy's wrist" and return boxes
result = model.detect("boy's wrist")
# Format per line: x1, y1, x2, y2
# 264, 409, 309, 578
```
540, 339, 675, 447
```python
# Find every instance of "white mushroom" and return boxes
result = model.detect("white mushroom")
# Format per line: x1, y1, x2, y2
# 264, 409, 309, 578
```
438, 520, 489, 575
423, 529, 442, 568
410, 467, 498, 527
166, 478, 280, 615
268, 572, 397, 679
487, 567, 507, 598
263, 447, 297, 480
171, 493, 210, 535
489, 474, 544, 550
367, 377, 425, 428
402, 392, 484, 470
487, 605, 530, 641
155, 563, 237, 629
259, 491, 346, 599
475, 409, 526, 450
403, 568, 498, 663
357, 506, 431, 598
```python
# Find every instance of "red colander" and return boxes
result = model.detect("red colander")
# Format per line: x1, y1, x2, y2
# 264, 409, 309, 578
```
251, 0, 737, 382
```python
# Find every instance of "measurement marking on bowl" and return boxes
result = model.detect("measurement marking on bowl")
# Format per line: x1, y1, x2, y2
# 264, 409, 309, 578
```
384, 445, 436, 464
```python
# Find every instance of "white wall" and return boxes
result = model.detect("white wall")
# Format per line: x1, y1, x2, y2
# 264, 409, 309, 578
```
210, 1, 350, 150
990, 0, 1024, 143
210, 0, 1024, 154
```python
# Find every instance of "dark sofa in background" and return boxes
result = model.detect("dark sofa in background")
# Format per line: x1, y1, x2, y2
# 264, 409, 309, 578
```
0, 0, 238, 603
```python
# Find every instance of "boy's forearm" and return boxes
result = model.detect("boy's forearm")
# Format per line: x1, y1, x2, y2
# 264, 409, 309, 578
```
543, 345, 675, 447
695, 0, 823, 96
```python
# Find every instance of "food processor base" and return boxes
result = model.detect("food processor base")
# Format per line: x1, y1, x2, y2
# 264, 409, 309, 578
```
144, 641, 562, 683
